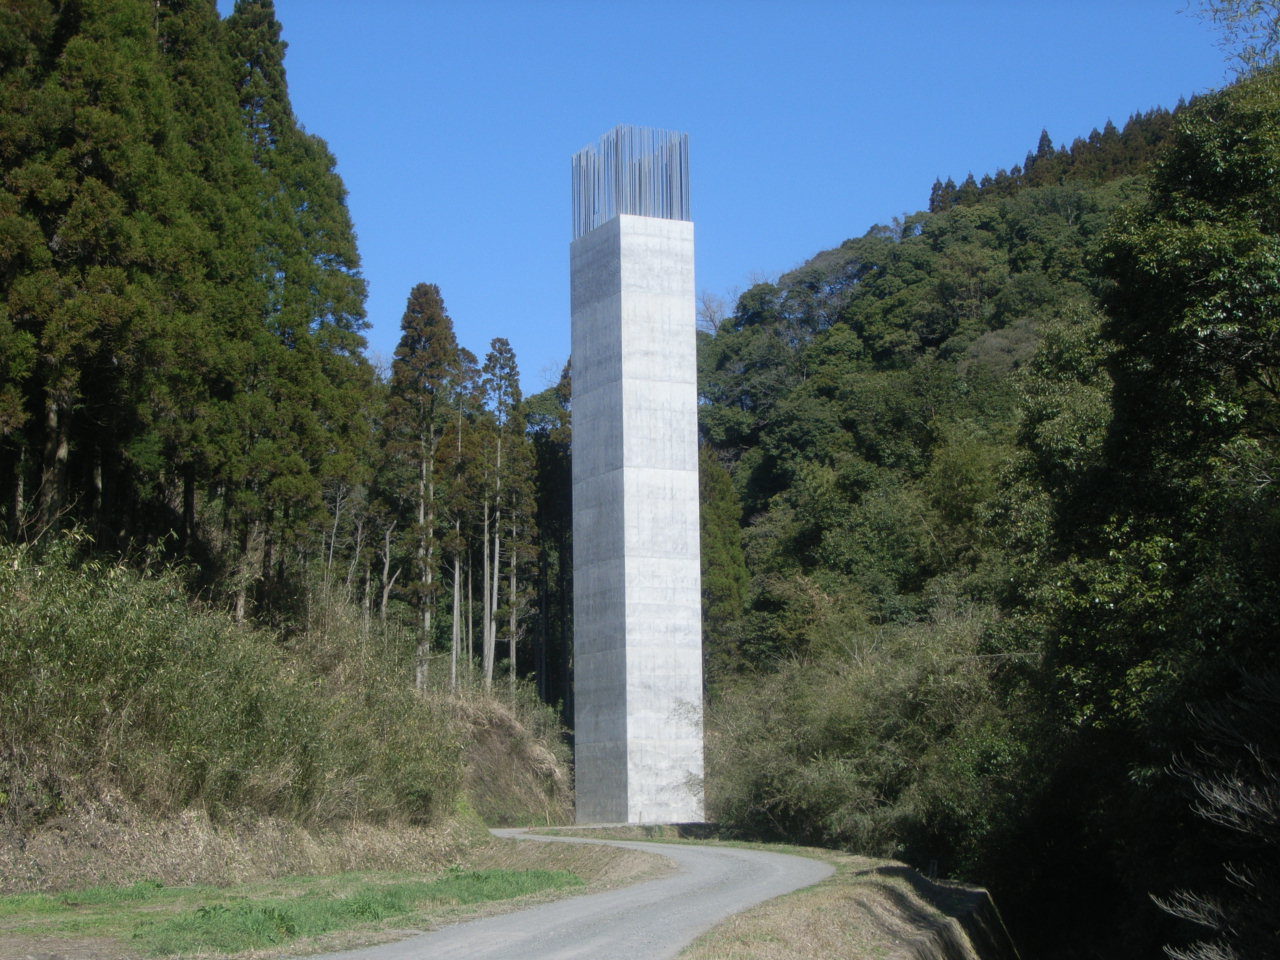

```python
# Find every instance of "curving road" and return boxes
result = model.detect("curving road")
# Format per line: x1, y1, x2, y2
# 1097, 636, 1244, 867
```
307, 829, 834, 960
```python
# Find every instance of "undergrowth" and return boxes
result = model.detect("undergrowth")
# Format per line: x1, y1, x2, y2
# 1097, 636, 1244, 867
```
0, 533, 462, 834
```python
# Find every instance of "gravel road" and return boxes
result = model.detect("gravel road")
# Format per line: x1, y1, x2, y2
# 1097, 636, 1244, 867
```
305, 828, 834, 960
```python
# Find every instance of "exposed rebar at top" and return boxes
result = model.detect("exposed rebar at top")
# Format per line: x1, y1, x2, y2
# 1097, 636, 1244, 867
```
572, 125, 690, 239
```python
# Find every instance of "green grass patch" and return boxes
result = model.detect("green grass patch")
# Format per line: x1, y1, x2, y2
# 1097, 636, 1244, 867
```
0, 892, 62, 917
1, 869, 583, 956
132, 869, 582, 954
0, 879, 175, 917
60, 879, 168, 905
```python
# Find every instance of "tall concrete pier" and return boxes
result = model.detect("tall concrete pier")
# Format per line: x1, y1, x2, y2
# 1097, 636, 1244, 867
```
570, 126, 705, 824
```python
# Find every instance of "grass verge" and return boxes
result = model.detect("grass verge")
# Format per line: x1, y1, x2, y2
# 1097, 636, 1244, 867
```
674, 844, 1018, 960
0, 835, 670, 960
137, 869, 582, 955
0, 869, 578, 959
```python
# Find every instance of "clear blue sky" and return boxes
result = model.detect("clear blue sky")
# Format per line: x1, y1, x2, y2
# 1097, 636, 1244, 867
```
217, 1, 1231, 393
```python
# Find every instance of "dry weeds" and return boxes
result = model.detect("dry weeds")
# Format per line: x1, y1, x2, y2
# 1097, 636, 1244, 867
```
533, 824, 714, 841
678, 847, 1019, 960
0, 933, 136, 960
0, 797, 482, 895
457, 699, 573, 827
465, 835, 673, 889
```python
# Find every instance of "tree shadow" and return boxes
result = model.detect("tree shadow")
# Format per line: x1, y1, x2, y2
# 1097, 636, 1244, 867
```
848, 864, 1022, 960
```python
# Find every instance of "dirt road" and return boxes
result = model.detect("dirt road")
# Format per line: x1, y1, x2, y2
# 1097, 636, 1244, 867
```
305, 829, 834, 960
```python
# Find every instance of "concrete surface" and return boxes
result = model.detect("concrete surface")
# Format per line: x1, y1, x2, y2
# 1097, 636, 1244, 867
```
571, 212, 704, 825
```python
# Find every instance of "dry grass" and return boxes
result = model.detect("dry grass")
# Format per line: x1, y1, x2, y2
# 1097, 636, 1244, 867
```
0, 933, 130, 960
465, 835, 673, 889
1, 540, 462, 836
674, 846, 1019, 960
0, 799, 481, 895
457, 698, 573, 827
532, 824, 716, 841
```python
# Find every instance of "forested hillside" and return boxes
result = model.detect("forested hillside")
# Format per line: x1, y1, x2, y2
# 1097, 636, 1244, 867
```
0, 0, 568, 694
698, 72, 1279, 960
0, 0, 571, 864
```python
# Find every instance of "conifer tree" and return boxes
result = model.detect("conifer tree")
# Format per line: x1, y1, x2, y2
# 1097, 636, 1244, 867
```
440, 346, 481, 689
387, 283, 460, 689
480, 338, 524, 688
527, 363, 572, 707
0, 1, 181, 532
223, 0, 370, 610
146, 0, 263, 547
955, 172, 980, 205
1025, 128, 1057, 185
0, 1, 52, 532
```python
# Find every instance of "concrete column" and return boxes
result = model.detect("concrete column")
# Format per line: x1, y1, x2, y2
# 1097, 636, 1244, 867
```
571, 213, 704, 824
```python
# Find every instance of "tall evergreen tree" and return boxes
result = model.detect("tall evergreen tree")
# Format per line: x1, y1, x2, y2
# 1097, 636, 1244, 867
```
526, 363, 573, 710
479, 337, 534, 690
145, 0, 263, 549
0, 1, 184, 533
387, 283, 460, 689
222, 0, 370, 613
0, 0, 52, 533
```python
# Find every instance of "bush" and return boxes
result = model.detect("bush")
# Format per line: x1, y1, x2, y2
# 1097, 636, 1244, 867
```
706, 600, 1023, 877
0, 533, 461, 833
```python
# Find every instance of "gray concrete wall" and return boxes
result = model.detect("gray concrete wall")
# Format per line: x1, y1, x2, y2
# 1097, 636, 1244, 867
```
571, 213, 705, 824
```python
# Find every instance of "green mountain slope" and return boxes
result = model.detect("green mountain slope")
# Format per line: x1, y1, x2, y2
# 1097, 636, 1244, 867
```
700, 78, 1280, 960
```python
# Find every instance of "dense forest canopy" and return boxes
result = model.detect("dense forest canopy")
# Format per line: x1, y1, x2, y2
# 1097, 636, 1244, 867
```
3, 3, 1279, 960
0, 0, 567, 700
698, 63, 1280, 960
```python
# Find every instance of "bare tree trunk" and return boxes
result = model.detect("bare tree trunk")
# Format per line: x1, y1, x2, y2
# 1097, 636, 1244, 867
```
326, 485, 345, 589
233, 519, 257, 623
416, 447, 429, 690
90, 452, 103, 523
466, 555, 474, 687
362, 557, 371, 636
451, 526, 461, 691
415, 642, 429, 691
489, 505, 501, 682
380, 521, 398, 621
416, 436, 442, 692
346, 515, 365, 593
508, 515, 518, 697
182, 463, 196, 548
483, 428, 505, 690
10, 445, 25, 539
260, 507, 276, 604
37, 392, 69, 532
451, 406, 464, 692
482, 502, 494, 689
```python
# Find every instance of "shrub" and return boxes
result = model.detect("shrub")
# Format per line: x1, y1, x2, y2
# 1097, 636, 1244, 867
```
0, 534, 461, 833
